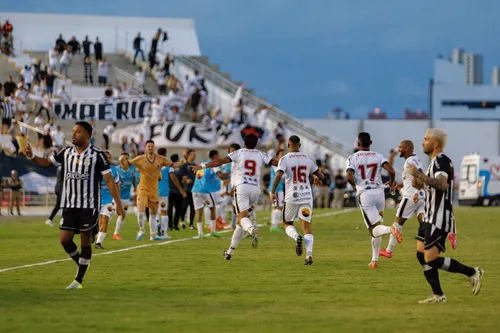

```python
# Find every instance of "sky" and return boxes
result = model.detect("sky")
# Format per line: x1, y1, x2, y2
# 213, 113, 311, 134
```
3, 0, 500, 119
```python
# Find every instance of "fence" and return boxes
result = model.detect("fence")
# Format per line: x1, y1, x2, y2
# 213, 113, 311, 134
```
1, 188, 57, 217
114, 66, 144, 95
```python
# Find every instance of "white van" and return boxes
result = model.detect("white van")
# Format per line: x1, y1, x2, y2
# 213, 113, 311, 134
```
458, 153, 500, 206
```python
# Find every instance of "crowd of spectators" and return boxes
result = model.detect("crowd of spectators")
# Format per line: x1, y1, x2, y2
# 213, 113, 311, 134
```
0, 19, 14, 56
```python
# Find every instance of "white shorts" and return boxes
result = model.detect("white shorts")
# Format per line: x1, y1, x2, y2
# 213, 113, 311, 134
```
159, 196, 169, 212
234, 184, 260, 214
100, 202, 114, 218
357, 189, 385, 228
396, 197, 425, 219
193, 192, 218, 210
283, 202, 313, 223
111, 199, 131, 213
272, 191, 285, 208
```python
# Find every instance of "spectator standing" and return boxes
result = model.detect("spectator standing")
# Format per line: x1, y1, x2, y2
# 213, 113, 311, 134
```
94, 37, 103, 61
164, 53, 173, 76
89, 119, 97, 146
156, 69, 166, 95
55, 34, 66, 53
178, 149, 196, 229
333, 169, 347, 209
167, 154, 186, 230
59, 46, 72, 77
133, 32, 145, 65
82, 35, 92, 58
120, 136, 130, 154
134, 67, 145, 93
190, 87, 201, 122
46, 165, 63, 227
137, 134, 145, 154
97, 59, 109, 86
83, 56, 93, 85
48, 46, 59, 71
21, 66, 33, 90
317, 165, 332, 208
8, 170, 23, 216
67, 36, 81, 54
3, 75, 16, 97
56, 85, 71, 106
51, 125, 65, 152
103, 122, 116, 150
44, 69, 56, 97
36, 90, 51, 121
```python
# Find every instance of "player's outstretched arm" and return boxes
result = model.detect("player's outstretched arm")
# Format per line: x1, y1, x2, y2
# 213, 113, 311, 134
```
128, 156, 140, 167
192, 157, 231, 171
270, 158, 279, 167
270, 170, 284, 203
104, 172, 125, 217
382, 162, 396, 185
24, 143, 53, 167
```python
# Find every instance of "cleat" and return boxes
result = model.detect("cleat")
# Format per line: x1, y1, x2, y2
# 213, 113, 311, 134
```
270, 227, 282, 232
95, 243, 104, 249
65, 280, 82, 289
296, 236, 303, 256
181, 223, 186, 229
304, 256, 313, 265
210, 231, 220, 238
112, 234, 122, 240
150, 236, 162, 241
189, 225, 195, 230
379, 248, 393, 259
470, 268, 484, 295
45, 219, 54, 227
418, 294, 447, 303
136, 232, 145, 241
368, 262, 378, 268
448, 233, 458, 249
251, 227, 259, 248
158, 235, 172, 240
223, 250, 232, 260
391, 224, 403, 243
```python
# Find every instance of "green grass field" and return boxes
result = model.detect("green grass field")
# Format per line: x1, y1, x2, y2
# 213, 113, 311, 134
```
0, 207, 499, 333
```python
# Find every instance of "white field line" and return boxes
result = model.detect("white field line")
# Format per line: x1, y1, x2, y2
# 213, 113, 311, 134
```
0, 208, 356, 274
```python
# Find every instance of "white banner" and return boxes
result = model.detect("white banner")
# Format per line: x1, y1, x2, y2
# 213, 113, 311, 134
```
112, 121, 265, 149
52, 95, 187, 122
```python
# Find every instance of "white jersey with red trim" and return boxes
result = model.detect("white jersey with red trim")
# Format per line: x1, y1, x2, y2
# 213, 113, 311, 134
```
227, 148, 273, 188
401, 155, 424, 198
277, 152, 318, 204
346, 150, 388, 194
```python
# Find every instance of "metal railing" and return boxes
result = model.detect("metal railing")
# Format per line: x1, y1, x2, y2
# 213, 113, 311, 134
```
173, 55, 353, 158
114, 66, 143, 95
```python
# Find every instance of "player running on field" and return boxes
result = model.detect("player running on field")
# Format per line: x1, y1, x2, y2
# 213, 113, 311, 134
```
379, 140, 425, 259
111, 153, 137, 240
95, 151, 120, 249
156, 147, 185, 239
270, 135, 324, 265
192, 134, 279, 260
269, 149, 285, 232
192, 150, 230, 238
127, 140, 183, 241
346, 132, 402, 268
409, 128, 483, 303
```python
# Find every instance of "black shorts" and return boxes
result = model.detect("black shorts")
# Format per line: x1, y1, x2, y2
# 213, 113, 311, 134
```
61, 208, 99, 234
415, 222, 448, 252
2, 118, 12, 127
98, 76, 107, 84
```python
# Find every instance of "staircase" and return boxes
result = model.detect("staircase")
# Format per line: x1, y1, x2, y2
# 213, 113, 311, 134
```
25, 51, 161, 95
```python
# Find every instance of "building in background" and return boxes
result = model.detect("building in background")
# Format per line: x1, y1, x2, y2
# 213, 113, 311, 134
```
463, 53, 483, 85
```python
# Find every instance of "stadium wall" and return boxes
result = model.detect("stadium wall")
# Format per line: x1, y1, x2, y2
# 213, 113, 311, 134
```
0, 12, 201, 56
302, 119, 500, 171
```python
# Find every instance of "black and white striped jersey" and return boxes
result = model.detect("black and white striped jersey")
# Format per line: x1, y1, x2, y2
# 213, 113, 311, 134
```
424, 153, 455, 233
49, 145, 110, 209
1, 101, 14, 119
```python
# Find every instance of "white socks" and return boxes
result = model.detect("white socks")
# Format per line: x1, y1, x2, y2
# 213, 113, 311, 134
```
161, 215, 169, 236
197, 222, 203, 237
387, 223, 402, 253
285, 225, 299, 241
211, 220, 216, 233
114, 215, 124, 235
240, 217, 253, 233
148, 214, 156, 237
304, 234, 314, 257
216, 203, 224, 221
271, 209, 281, 227
96, 232, 106, 244
372, 225, 392, 238
227, 226, 244, 255
137, 212, 145, 233
371, 237, 381, 262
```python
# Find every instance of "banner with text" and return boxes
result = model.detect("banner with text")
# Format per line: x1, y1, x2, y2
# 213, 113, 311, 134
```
52, 95, 187, 121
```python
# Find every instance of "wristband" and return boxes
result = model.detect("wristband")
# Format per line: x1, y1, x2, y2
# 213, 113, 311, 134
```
201, 162, 207, 169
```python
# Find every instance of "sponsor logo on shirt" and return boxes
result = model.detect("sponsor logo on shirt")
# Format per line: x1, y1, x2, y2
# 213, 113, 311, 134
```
66, 172, 90, 180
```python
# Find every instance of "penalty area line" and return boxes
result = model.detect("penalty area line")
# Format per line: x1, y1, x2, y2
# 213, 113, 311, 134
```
0, 208, 356, 274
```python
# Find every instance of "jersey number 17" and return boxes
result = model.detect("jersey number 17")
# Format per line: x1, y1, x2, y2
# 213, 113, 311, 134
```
358, 164, 377, 181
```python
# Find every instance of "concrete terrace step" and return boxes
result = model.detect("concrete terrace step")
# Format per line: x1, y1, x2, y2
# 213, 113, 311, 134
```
0, 54, 22, 83
26, 51, 161, 95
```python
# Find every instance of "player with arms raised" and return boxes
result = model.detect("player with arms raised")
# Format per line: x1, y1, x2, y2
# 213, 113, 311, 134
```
271, 135, 324, 265
192, 134, 278, 259
127, 140, 182, 241
380, 140, 425, 258
346, 132, 402, 268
